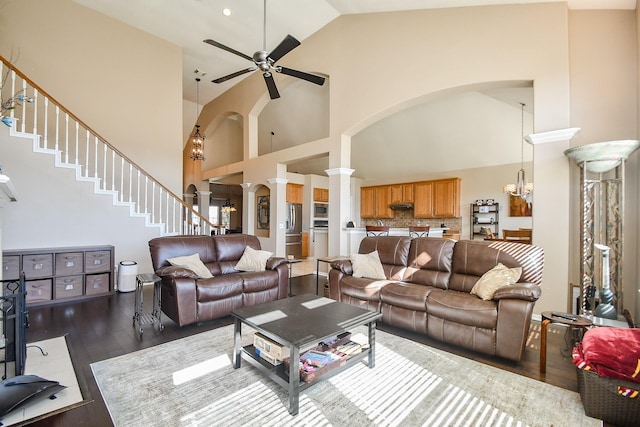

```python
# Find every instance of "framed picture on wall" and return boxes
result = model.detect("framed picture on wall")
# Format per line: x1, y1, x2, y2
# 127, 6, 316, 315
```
509, 195, 532, 217
257, 196, 270, 229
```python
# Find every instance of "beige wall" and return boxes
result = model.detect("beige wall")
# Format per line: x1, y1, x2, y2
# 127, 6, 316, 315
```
0, 0, 183, 195
195, 5, 640, 316
198, 3, 574, 314
568, 10, 639, 319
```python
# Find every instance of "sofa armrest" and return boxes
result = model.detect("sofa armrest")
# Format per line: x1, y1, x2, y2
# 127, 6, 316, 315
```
330, 259, 353, 275
493, 282, 541, 302
266, 257, 287, 270
155, 265, 199, 280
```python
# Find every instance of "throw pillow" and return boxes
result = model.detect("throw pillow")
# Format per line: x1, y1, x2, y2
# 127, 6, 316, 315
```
167, 253, 213, 279
351, 250, 386, 280
235, 245, 273, 272
470, 263, 522, 300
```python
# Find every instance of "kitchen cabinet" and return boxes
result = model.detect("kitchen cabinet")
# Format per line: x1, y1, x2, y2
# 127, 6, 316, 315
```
313, 187, 329, 202
2, 245, 114, 306
390, 184, 413, 203
286, 183, 303, 204
301, 232, 309, 258
414, 178, 461, 218
360, 185, 395, 219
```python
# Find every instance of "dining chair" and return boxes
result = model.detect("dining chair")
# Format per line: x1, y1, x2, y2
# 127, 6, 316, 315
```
366, 225, 389, 236
408, 225, 430, 238
502, 229, 532, 244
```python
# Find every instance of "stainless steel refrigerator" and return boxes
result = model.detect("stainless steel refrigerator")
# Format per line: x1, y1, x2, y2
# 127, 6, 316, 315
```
285, 203, 303, 259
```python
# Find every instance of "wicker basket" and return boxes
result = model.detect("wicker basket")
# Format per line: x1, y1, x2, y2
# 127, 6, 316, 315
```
576, 367, 640, 426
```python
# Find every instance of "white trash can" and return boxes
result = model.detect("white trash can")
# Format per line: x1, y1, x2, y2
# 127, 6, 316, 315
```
118, 261, 138, 292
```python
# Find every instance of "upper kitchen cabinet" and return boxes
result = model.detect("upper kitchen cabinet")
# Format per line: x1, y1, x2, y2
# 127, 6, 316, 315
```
414, 178, 461, 218
286, 183, 303, 204
361, 185, 395, 219
313, 187, 329, 203
390, 183, 413, 204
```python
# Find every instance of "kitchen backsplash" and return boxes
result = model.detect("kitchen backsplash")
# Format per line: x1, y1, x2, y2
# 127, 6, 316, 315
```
360, 210, 461, 230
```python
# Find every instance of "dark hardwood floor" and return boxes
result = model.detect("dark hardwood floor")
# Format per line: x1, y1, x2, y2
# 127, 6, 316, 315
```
23, 275, 585, 426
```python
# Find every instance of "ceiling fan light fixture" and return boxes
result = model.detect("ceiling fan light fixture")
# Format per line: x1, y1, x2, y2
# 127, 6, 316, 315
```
204, 0, 325, 99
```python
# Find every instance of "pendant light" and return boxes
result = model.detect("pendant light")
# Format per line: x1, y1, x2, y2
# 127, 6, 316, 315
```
190, 77, 205, 161
503, 103, 532, 201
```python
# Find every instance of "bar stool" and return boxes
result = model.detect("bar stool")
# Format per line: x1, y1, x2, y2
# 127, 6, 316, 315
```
409, 225, 430, 238
366, 225, 389, 236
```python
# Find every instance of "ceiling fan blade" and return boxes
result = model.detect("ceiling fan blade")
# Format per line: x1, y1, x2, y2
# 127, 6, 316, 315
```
263, 72, 280, 99
277, 67, 325, 86
211, 67, 256, 84
203, 39, 253, 62
268, 35, 301, 63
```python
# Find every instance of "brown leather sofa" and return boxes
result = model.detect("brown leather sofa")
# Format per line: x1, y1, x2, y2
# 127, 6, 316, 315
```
328, 236, 544, 361
149, 234, 288, 326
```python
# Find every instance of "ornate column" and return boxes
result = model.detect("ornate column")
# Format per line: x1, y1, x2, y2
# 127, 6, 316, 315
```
325, 167, 355, 256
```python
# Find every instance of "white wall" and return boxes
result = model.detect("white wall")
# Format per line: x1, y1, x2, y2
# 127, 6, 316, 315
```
0, 0, 183, 195
1, 131, 160, 275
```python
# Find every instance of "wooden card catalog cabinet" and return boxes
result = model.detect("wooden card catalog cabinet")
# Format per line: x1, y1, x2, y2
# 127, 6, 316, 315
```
2, 245, 114, 305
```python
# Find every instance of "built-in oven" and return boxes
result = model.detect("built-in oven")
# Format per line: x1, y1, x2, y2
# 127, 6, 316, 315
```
314, 203, 328, 218
313, 219, 328, 228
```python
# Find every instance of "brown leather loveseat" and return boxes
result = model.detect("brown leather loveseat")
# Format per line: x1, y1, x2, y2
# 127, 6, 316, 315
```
329, 236, 544, 361
149, 234, 288, 326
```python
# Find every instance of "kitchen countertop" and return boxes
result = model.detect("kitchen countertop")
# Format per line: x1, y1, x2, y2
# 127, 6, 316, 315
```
344, 227, 449, 233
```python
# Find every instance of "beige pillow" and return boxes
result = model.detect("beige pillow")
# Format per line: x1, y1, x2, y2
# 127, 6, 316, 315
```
470, 263, 522, 300
167, 253, 213, 279
351, 250, 386, 280
235, 246, 273, 272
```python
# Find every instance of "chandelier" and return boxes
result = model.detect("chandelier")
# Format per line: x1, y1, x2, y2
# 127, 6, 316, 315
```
503, 102, 533, 202
221, 199, 237, 213
189, 77, 205, 161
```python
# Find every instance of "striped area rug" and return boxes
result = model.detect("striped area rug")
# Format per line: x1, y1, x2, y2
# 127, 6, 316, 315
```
91, 325, 599, 427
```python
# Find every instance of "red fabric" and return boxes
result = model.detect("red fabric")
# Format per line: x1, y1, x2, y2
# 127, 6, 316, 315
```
572, 327, 640, 384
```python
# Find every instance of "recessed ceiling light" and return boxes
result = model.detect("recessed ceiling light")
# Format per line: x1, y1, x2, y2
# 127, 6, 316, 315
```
222, 8, 231, 16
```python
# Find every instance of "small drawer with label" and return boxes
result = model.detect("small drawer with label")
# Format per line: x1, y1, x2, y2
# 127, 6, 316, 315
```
55, 275, 84, 299
2, 255, 20, 280
85, 273, 110, 295
56, 252, 84, 275
23, 253, 53, 278
85, 251, 111, 273
26, 279, 53, 303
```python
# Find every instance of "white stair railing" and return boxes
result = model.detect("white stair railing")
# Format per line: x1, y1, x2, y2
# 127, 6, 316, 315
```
1, 56, 213, 236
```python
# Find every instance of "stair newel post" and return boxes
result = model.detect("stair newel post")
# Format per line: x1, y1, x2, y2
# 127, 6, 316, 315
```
54, 105, 60, 152
64, 113, 69, 163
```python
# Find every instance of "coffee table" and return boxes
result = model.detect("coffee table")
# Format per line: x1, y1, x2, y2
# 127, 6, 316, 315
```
231, 294, 382, 415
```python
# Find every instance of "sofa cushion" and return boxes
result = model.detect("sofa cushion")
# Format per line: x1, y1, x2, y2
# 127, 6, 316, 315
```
196, 275, 243, 303
149, 235, 217, 269
403, 237, 455, 289
351, 251, 386, 279
426, 289, 498, 329
240, 271, 280, 293
235, 246, 273, 272
470, 263, 522, 300
358, 236, 412, 280
339, 275, 393, 302
380, 282, 436, 311
214, 234, 263, 274
167, 253, 213, 279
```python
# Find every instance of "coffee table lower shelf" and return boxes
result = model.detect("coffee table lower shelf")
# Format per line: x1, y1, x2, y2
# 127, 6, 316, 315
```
239, 344, 372, 393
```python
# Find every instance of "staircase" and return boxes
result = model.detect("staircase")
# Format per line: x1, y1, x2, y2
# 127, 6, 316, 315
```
1, 56, 214, 236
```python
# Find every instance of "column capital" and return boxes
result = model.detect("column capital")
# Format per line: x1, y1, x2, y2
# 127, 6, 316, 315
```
267, 177, 288, 185
325, 168, 355, 176
525, 128, 581, 145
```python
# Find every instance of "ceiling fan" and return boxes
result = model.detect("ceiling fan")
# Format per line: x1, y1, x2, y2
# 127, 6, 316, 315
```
203, 0, 325, 100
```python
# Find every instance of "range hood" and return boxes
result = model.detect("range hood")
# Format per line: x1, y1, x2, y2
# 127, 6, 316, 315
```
389, 203, 413, 210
